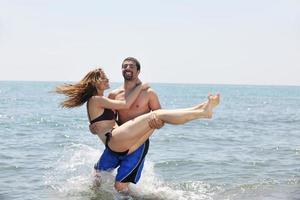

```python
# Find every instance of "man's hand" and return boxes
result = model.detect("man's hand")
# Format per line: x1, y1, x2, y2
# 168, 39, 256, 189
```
89, 123, 98, 135
148, 112, 164, 129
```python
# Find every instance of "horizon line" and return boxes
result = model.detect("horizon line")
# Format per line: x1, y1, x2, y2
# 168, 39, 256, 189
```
0, 79, 299, 87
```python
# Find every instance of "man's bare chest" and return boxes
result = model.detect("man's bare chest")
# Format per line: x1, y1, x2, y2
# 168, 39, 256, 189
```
116, 91, 150, 114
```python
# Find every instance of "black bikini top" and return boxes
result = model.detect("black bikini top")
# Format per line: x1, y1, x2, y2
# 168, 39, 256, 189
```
90, 108, 116, 124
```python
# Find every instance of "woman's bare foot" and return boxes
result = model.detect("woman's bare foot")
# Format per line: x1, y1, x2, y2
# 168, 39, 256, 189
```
209, 93, 220, 109
201, 94, 220, 118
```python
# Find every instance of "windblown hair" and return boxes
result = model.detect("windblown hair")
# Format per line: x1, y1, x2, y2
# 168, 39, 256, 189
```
55, 68, 107, 108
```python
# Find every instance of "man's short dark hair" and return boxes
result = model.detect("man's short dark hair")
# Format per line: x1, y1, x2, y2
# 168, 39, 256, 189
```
122, 57, 141, 71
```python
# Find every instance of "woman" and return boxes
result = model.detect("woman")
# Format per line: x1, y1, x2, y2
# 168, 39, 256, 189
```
56, 68, 220, 154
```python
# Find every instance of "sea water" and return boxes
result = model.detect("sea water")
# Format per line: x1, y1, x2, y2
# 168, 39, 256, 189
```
0, 81, 299, 200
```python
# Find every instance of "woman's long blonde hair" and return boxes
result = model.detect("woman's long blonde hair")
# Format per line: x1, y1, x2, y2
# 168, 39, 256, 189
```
55, 68, 107, 108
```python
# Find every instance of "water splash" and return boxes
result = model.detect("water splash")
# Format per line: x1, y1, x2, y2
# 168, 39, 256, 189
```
45, 143, 216, 200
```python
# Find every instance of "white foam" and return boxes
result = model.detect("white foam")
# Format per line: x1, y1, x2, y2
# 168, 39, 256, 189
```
45, 143, 215, 199
45, 143, 101, 194
130, 161, 215, 200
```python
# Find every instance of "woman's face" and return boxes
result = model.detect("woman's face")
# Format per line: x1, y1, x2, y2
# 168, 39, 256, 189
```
98, 78, 110, 90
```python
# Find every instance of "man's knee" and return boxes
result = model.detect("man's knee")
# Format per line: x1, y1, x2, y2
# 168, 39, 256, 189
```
114, 181, 129, 192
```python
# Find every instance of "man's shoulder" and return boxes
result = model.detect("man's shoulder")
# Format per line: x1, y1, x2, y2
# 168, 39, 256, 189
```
145, 87, 158, 96
108, 87, 124, 98
145, 87, 161, 109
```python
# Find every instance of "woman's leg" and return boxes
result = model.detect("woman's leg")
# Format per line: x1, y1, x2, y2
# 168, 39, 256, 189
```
127, 129, 154, 154
109, 94, 220, 152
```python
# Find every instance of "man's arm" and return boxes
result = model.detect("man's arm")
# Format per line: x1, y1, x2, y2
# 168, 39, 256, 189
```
148, 88, 161, 110
148, 88, 164, 129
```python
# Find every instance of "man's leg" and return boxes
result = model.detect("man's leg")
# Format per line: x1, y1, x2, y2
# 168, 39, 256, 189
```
114, 140, 149, 192
114, 182, 130, 192
93, 147, 120, 187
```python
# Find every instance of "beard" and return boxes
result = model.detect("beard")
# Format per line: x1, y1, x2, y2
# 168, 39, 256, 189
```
122, 71, 133, 81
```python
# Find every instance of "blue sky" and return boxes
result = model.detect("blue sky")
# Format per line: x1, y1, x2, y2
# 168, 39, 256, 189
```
0, 0, 299, 85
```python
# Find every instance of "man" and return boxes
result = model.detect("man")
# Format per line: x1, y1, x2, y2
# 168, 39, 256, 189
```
93, 57, 164, 192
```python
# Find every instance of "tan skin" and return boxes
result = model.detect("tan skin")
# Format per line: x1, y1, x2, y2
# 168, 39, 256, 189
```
106, 60, 163, 192
109, 87, 162, 153
89, 60, 164, 154
87, 77, 152, 152
108, 61, 163, 153
89, 60, 220, 192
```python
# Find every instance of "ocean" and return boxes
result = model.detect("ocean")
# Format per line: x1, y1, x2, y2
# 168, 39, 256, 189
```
0, 81, 299, 200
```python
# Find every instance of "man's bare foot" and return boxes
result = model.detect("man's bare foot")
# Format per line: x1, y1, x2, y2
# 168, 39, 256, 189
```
92, 171, 101, 188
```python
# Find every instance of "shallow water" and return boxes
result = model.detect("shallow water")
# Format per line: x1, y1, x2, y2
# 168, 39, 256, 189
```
0, 81, 299, 200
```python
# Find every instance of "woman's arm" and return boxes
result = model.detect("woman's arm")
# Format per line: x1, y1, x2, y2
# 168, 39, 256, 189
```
94, 83, 149, 110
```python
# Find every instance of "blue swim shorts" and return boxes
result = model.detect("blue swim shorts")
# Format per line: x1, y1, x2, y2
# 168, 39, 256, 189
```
94, 139, 149, 184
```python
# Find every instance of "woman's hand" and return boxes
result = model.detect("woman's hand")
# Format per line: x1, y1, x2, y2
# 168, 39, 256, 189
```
141, 83, 150, 90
